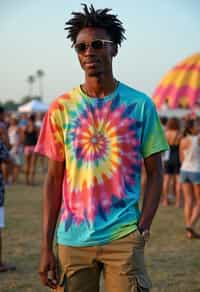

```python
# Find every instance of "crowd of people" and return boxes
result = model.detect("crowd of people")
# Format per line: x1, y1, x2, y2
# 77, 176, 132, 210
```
0, 106, 46, 272
139, 114, 200, 240
160, 115, 200, 239
0, 106, 45, 186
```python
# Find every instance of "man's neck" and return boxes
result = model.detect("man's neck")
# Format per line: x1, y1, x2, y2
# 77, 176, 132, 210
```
82, 75, 117, 98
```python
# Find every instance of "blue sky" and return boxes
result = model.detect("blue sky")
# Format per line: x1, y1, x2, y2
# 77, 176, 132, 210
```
0, 0, 199, 103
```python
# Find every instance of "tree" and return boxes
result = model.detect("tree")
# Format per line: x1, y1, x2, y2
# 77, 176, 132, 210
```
27, 75, 35, 98
3, 100, 18, 111
36, 69, 45, 99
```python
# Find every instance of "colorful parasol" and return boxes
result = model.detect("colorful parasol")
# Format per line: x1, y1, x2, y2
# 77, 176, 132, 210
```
153, 52, 200, 109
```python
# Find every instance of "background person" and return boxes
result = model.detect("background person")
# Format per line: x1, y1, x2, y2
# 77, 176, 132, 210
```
179, 118, 200, 239
163, 117, 182, 207
8, 115, 23, 184
22, 114, 39, 185
0, 106, 10, 186
0, 138, 16, 272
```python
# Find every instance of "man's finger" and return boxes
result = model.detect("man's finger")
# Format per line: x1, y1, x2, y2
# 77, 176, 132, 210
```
39, 271, 57, 289
51, 268, 58, 284
46, 279, 58, 289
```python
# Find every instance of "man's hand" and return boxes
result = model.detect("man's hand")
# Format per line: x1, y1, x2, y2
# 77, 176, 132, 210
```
39, 249, 58, 289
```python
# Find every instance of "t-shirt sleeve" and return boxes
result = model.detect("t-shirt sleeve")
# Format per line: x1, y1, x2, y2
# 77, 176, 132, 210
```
34, 103, 65, 161
141, 98, 169, 158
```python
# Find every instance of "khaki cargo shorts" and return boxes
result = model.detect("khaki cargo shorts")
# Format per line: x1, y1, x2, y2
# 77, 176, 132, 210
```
53, 230, 152, 292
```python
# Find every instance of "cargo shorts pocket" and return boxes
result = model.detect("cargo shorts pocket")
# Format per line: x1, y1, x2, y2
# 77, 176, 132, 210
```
126, 230, 152, 291
135, 274, 152, 291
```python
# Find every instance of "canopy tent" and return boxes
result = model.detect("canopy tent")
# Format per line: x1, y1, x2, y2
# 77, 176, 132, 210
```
153, 52, 200, 109
18, 100, 49, 112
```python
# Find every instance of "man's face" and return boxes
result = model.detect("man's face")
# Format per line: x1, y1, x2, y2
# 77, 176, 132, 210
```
75, 27, 117, 77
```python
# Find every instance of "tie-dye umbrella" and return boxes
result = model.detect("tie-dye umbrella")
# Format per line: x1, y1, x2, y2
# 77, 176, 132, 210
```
153, 52, 200, 109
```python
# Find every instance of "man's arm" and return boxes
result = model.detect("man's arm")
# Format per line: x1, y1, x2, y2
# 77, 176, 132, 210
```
138, 152, 163, 232
39, 158, 64, 289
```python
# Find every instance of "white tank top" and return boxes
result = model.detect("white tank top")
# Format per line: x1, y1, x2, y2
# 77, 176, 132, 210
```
8, 126, 19, 146
181, 135, 200, 172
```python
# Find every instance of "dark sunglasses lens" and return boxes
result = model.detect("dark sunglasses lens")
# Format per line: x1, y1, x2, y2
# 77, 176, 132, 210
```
92, 40, 103, 49
75, 43, 86, 53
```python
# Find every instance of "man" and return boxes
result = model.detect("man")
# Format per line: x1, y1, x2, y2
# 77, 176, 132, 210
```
35, 4, 168, 291
0, 138, 16, 272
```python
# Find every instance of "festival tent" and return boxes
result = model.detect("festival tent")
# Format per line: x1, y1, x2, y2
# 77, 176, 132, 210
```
18, 100, 49, 112
153, 52, 200, 110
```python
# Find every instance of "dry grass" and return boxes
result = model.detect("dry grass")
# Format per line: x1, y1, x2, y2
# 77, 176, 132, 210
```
0, 173, 200, 291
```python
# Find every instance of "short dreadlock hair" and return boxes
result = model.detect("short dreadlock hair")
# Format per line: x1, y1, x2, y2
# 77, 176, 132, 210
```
65, 3, 126, 47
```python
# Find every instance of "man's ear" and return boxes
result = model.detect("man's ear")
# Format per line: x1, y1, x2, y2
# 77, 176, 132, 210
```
112, 45, 118, 57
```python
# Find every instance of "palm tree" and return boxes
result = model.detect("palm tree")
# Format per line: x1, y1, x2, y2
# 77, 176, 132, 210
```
27, 75, 35, 98
36, 69, 45, 99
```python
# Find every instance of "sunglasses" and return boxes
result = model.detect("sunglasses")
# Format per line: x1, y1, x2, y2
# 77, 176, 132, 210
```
74, 39, 113, 53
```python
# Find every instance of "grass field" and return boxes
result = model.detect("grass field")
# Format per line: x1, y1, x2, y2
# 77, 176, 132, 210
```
1, 173, 200, 292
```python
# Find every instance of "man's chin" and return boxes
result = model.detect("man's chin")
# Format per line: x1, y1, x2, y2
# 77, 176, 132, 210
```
87, 70, 102, 77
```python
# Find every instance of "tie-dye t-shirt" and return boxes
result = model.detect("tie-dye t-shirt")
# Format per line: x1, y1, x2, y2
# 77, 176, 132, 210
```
35, 82, 168, 246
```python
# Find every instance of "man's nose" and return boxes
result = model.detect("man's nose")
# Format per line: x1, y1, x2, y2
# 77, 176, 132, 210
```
84, 44, 96, 55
